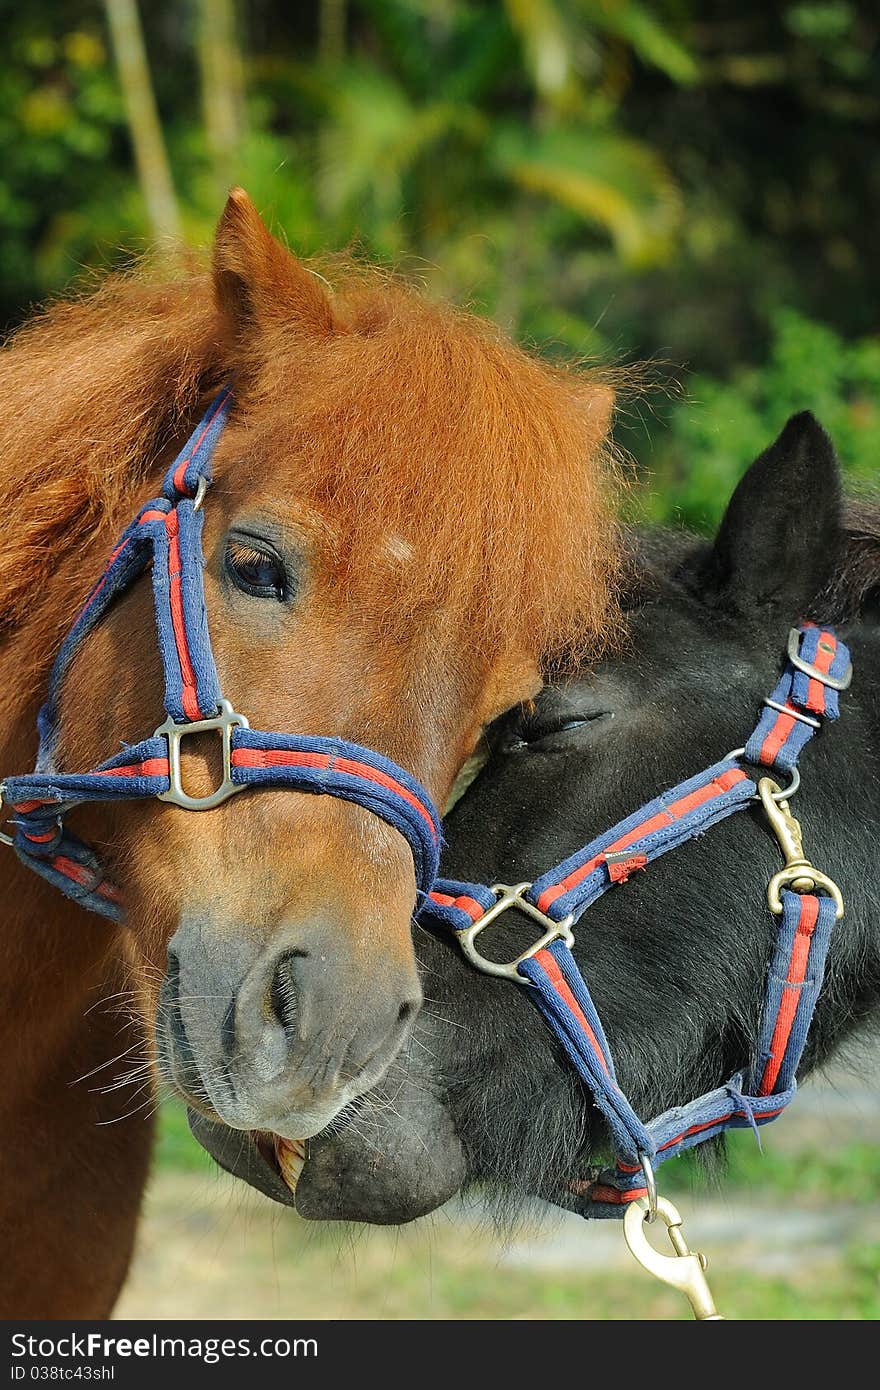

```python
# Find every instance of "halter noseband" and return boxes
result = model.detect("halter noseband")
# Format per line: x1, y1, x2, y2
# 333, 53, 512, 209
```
422, 621, 852, 1220
0, 390, 441, 918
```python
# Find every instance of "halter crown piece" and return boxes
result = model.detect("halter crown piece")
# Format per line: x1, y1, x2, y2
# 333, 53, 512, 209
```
422, 620, 852, 1230
0, 389, 441, 918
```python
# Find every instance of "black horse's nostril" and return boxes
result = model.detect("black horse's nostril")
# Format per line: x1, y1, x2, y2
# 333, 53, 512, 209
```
397, 1000, 418, 1026
269, 948, 308, 1038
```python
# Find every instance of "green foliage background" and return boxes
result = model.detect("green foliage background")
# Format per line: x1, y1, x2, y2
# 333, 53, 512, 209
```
1, 0, 878, 524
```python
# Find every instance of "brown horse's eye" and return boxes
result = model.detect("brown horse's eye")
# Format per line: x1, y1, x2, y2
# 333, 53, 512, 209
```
224, 536, 289, 602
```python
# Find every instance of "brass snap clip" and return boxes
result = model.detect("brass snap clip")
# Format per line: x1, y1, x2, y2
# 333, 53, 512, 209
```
758, 777, 844, 918
623, 1194, 724, 1320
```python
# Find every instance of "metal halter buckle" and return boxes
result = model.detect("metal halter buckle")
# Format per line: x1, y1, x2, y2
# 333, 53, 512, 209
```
155, 698, 249, 811
787, 627, 852, 691
458, 881, 575, 984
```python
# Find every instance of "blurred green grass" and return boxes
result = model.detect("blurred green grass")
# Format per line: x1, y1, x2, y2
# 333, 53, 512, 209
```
146, 1101, 879, 1320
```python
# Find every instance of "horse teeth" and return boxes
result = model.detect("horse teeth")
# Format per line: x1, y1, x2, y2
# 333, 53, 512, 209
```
274, 1136, 307, 1192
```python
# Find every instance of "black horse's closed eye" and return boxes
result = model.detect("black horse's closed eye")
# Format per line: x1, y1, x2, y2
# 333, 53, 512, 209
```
225, 536, 290, 602
503, 707, 612, 752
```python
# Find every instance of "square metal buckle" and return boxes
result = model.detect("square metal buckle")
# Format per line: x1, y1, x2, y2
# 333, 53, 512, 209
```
458, 881, 575, 984
155, 698, 249, 810
787, 628, 852, 692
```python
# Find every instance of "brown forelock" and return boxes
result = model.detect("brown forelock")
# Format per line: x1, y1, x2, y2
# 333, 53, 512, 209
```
222, 269, 620, 670
0, 215, 621, 738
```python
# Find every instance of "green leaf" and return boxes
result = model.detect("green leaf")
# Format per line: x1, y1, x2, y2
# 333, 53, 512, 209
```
491, 123, 681, 265
316, 65, 483, 226
503, 0, 578, 104
576, 0, 699, 85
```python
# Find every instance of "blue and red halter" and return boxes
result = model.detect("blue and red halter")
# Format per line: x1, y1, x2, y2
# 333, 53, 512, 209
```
1, 390, 441, 918
1, 388, 852, 1222
422, 621, 852, 1216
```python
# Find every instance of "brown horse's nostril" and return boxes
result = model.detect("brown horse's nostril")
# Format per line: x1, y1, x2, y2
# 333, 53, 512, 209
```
161, 916, 422, 1134
269, 948, 308, 1038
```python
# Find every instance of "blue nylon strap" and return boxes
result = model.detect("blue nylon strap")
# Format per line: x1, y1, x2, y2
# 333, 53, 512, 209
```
5, 736, 170, 810
148, 497, 222, 721
34, 507, 159, 771
161, 386, 232, 500
33, 385, 232, 770
744, 624, 849, 771
518, 941, 653, 1165
591, 888, 836, 1204
8, 724, 442, 912
753, 889, 837, 1095
424, 627, 852, 935
421, 882, 499, 933
231, 729, 441, 898
13, 830, 123, 923
526, 757, 755, 924
424, 758, 755, 932
562, 890, 838, 1215
574, 1075, 798, 1218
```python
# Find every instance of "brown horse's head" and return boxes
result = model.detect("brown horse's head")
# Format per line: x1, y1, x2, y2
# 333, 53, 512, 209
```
5, 191, 618, 1144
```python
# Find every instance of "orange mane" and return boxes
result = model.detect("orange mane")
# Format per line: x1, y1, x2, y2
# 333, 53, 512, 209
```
0, 250, 620, 696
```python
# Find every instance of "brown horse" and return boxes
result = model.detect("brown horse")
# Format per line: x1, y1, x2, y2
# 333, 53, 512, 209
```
0, 190, 618, 1316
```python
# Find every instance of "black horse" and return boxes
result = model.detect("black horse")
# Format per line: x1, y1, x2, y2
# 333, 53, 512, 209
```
197, 412, 880, 1224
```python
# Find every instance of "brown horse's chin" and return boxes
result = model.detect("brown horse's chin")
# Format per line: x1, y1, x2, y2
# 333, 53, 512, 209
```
187, 1069, 466, 1225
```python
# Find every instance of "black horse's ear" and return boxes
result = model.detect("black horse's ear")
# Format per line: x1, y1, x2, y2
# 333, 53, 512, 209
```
700, 412, 843, 614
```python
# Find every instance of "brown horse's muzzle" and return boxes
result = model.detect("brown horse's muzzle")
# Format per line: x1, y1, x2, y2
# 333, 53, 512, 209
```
156, 911, 422, 1138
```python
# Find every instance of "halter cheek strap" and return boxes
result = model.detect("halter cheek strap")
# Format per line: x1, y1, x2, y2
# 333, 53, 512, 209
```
421, 623, 852, 1216
2, 389, 441, 920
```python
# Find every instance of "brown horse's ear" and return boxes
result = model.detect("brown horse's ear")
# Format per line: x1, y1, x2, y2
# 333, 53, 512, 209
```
212, 188, 337, 340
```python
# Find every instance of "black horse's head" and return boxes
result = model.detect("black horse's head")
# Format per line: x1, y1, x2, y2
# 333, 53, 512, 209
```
208, 412, 880, 1221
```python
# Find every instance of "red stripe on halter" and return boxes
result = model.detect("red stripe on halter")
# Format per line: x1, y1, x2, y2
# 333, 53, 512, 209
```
74, 537, 131, 624
72, 505, 171, 628
233, 748, 330, 771
51, 855, 120, 903
615, 1102, 788, 1173
759, 704, 798, 765
231, 747, 438, 840
52, 855, 97, 889
172, 393, 228, 495
805, 629, 836, 714
428, 890, 486, 921
758, 894, 820, 1095
165, 509, 202, 721
536, 767, 748, 913
333, 755, 438, 840
93, 757, 169, 779
587, 1184, 648, 1205
535, 947, 611, 1077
